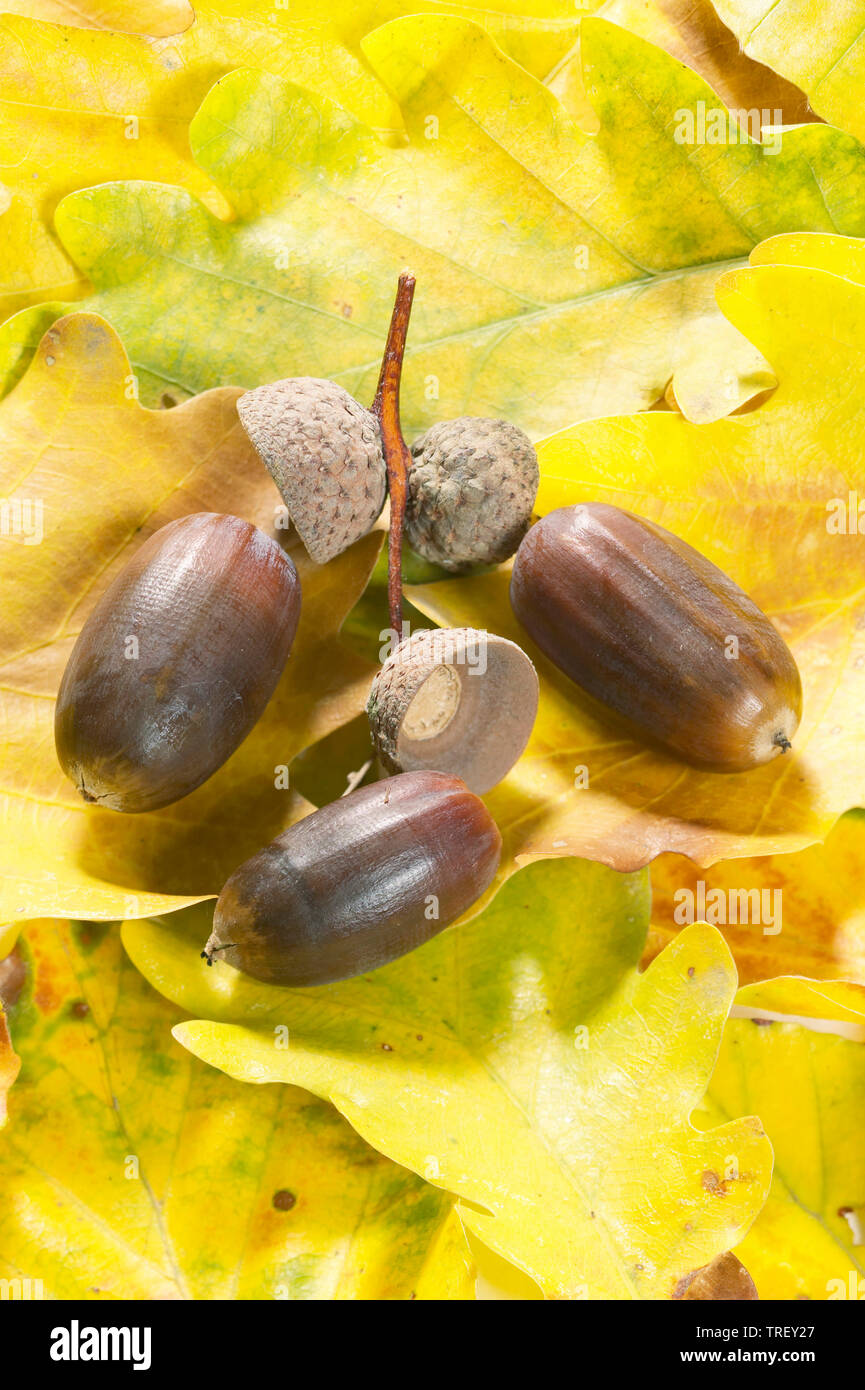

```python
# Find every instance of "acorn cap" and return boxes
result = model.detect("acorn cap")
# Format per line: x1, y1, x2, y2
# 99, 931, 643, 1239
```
237, 377, 387, 565
405, 417, 539, 572
367, 627, 538, 794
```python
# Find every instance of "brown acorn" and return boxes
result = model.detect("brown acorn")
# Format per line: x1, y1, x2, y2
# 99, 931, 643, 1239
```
203, 771, 502, 986
510, 503, 802, 771
55, 513, 301, 812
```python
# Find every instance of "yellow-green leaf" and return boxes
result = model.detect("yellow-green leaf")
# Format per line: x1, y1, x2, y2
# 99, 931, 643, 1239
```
409, 242, 865, 872
0, 0, 605, 317
0, 919, 473, 1299
713, 0, 865, 141
702, 979, 865, 1300
548, 0, 815, 129
124, 859, 773, 1300
6, 18, 865, 428
0, 312, 379, 925
0, 2, 409, 318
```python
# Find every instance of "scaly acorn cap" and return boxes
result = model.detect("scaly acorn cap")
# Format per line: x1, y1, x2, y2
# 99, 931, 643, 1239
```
367, 627, 538, 794
405, 417, 539, 572
237, 377, 387, 565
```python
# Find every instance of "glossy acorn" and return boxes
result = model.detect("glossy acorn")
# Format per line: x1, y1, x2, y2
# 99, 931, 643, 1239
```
510, 503, 802, 771
55, 512, 301, 812
203, 771, 502, 985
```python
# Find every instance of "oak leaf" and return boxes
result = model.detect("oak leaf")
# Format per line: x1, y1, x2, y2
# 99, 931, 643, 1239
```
0, 919, 472, 1299
5, 19, 865, 428
549, 0, 815, 127
647, 810, 865, 986
713, 0, 865, 141
702, 977, 865, 1300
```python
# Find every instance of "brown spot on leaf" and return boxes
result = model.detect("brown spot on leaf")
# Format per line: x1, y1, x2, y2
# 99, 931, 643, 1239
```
272, 1189, 296, 1211
701, 1170, 729, 1196
30, 940, 65, 1016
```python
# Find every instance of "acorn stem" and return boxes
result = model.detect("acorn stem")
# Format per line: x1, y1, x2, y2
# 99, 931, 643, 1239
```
371, 272, 416, 638
200, 943, 236, 966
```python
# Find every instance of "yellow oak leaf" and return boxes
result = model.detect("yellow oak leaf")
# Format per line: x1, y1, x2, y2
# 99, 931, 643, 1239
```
713, 0, 865, 142
647, 811, 865, 986
702, 978, 865, 1300
0, 3, 406, 317
0, 1, 603, 317
0, 919, 472, 1299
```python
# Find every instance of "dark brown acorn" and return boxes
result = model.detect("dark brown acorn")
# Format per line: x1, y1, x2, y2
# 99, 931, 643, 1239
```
55, 512, 301, 812
203, 771, 502, 985
510, 503, 802, 772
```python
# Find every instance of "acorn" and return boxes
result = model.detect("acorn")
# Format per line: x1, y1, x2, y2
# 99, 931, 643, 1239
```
405, 417, 539, 571
55, 513, 301, 812
367, 627, 538, 792
237, 377, 387, 564
510, 503, 802, 772
203, 771, 502, 985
